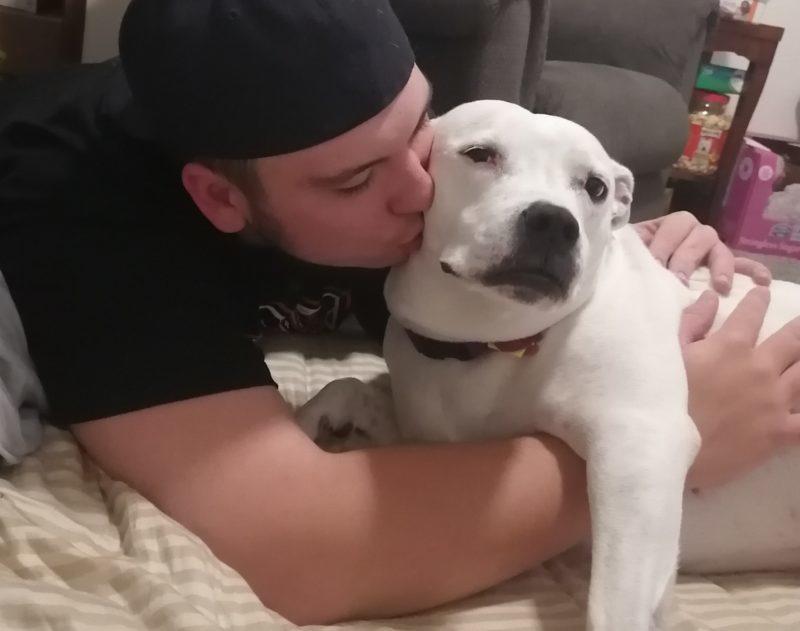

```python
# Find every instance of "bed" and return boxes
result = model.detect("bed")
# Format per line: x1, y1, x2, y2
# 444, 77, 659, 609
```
1, 333, 798, 630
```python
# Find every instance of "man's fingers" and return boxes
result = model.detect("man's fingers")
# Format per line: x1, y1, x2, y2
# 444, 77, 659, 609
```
734, 257, 772, 286
758, 315, 800, 375
707, 242, 736, 295
667, 225, 720, 282
633, 220, 658, 246
679, 290, 719, 347
717, 286, 770, 347
648, 212, 697, 267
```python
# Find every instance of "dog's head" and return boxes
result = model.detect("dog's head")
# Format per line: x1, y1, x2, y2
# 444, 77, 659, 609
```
385, 100, 634, 341
427, 100, 633, 303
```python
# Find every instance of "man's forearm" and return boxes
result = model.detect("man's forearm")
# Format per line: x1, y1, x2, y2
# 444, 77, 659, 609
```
183, 433, 590, 625
328, 435, 591, 622
74, 387, 589, 627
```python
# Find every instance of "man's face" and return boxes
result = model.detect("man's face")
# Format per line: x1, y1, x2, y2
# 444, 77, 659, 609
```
245, 66, 435, 268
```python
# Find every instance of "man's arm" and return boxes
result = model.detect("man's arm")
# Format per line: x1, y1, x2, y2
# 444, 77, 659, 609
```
72, 291, 800, 625
72, 386, 590, 625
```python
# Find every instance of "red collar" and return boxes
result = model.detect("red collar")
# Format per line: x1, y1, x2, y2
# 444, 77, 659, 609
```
405, 328, 545, 361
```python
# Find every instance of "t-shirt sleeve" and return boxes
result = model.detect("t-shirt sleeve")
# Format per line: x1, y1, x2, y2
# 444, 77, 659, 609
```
1, 221, 274, 428
0, 61, 275, 428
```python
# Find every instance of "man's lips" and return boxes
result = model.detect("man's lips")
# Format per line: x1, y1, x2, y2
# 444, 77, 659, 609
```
403, 233, 424, 253
399, 219, 425, 251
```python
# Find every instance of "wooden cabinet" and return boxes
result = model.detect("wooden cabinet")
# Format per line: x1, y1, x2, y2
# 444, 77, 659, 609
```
0, 0, 85, 75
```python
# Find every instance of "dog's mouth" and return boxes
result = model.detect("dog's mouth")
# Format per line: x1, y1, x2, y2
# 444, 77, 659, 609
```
439, 257, 575, 304
480, 264, 572, 303
484, 267, 562, 288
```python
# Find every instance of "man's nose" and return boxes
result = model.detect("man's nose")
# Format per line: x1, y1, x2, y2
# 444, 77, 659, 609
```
390, 149, 435, 215
519, 202, 580, 251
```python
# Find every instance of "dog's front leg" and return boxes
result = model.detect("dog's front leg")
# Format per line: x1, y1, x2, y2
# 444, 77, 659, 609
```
585, 417, 699, 631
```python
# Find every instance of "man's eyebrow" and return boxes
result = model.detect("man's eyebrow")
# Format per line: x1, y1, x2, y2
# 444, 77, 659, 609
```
311, 79, 434, 187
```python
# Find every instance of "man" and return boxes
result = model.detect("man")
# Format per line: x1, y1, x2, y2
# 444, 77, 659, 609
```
0, 0, 798, 625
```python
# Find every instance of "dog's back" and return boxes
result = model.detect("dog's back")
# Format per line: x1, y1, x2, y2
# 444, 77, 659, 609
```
681, 271, 800, 572
386, 223, 800, 574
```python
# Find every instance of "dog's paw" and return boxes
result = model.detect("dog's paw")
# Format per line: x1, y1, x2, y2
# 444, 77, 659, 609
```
296, 377, 399, 452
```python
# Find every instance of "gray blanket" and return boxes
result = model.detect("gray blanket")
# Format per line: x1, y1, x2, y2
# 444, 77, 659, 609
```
0, 270, 46, 464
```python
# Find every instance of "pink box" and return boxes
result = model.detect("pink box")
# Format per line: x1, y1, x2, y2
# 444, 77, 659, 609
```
718, 138, 800, 259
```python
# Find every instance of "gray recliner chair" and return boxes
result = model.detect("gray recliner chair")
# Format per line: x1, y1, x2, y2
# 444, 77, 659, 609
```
391, 0, 719, 221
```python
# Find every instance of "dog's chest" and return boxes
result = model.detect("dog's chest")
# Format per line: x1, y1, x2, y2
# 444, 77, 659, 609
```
384, 232, 691, 452
385, 316, 621, 450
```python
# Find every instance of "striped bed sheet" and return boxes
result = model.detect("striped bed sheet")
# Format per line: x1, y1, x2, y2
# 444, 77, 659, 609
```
0, 333, 797, 630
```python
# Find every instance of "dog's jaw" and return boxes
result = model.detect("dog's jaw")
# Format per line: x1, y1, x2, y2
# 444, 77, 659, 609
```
385, 248, 599, 342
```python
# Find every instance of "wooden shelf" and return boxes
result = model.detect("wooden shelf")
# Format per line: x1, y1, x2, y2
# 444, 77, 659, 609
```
669, 16, 784, 225
0, 0, 85, 75
0, 4, 61, 18
669, 167, 716, 185
713, 15, 785, 47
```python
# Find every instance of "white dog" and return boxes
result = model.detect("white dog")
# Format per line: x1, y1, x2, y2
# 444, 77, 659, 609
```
297, 101, 800, 630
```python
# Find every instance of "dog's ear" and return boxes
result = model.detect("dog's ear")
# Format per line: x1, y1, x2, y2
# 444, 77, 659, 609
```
611, 161, 634, 230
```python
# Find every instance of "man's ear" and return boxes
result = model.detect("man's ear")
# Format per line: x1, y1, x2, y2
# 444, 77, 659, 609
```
611, 161, 634, 230
181, 162, 249, 233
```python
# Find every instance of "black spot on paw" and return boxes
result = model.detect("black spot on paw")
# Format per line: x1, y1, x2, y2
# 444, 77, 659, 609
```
331, 422, 354, 439
316, 415, 355, 446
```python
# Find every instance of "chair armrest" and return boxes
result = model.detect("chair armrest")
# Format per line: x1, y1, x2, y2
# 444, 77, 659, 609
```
392, 0, 550, 111
533, 61, 688, 174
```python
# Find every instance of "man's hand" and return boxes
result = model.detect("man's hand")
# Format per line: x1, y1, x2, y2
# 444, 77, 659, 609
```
634, 211, 771, 294
679, 288, 800, 490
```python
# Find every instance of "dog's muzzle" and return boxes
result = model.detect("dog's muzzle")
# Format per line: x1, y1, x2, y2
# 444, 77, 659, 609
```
480, 201, 579, 303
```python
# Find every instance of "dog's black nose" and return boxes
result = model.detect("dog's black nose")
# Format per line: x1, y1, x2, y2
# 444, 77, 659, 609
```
520, 202, 579, 249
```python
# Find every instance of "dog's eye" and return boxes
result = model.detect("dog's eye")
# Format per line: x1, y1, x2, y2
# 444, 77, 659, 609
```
461, 145, 499, 165
584, 176, 608, 202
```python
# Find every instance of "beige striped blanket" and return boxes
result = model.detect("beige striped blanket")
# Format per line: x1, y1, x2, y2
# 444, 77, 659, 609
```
0, 333, 797, 630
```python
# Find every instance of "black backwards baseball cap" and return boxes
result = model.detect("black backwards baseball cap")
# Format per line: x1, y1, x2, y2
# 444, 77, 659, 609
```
118, 0, 416, 160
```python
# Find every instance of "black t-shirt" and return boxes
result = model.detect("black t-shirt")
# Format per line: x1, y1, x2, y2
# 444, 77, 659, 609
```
0, 59, 389, 428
